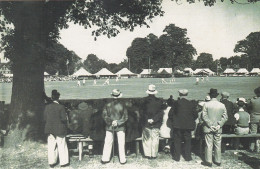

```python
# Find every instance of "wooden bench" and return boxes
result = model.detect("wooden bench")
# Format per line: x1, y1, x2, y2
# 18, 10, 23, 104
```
66, 134, 167, 160
67, 133, 260, 161
199, 133, 260, 156
66, 134, 94, 161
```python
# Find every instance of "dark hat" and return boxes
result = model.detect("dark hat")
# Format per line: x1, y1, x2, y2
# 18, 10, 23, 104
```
208, 88, 219, 96
52, 89, 59, 96
51, 89, 60, 100
254, 87, 260, 95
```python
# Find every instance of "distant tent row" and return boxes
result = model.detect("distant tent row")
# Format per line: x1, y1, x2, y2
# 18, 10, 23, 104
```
223, 68, 260, 75
72, 67, 137, 77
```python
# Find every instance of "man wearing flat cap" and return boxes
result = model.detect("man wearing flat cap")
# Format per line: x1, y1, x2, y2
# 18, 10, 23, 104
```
101, 89, 128, 164
201, 88, 227, 167
141, 84, 164, 159
44, 90, 69, 168
248, 86, 260, 152
168, 89, 197, 162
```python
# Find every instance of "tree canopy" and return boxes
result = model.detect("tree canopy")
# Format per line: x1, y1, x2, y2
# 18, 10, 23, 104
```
126, 24, 196, 72
234, 31, 260, 68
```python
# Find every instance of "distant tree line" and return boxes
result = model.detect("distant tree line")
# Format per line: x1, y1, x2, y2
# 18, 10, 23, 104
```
44, 29, 259, 75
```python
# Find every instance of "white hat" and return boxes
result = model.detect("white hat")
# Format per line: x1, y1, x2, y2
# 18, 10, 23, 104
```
111, 89, 123, 98
178, 89, 188, 96
236, 97, 247, 104
146, 84, 158, 95
205, 95, 211, 101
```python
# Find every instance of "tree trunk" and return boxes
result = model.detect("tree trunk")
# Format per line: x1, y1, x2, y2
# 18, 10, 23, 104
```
4, 2, 47, 147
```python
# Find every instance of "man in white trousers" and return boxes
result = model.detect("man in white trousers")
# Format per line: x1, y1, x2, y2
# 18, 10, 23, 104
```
101, 89, 128, 164
44, 90, 69, 168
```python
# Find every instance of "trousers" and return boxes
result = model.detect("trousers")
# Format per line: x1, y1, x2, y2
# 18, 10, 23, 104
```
47, 134, 69, 166
142, 127, 160, 157
172, 128, 192, 161
204, 132, 222, 164
102, 130, 126, 163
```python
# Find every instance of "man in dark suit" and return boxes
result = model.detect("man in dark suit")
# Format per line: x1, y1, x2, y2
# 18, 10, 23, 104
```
220, 92, 235, 134
44, 90, 69, 168
168, 89, 197, 162
142, 84, 164, 159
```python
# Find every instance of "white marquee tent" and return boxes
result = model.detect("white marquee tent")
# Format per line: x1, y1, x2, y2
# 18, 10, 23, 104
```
157, 68, 172, 74
250, 68, 260, 74
223, 68, 236, 74
140, 69, 152, 75
73, 67, 92, 76
116, 68, 136, 76
237, 68, 249, 75
95, 68, 115, 76
44, 72, 50, 76
184, 68, 194, 74
194, 68, 215, 75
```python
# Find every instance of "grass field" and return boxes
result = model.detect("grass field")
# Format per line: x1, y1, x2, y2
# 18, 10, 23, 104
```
0, 141, 259, 169
1, 77, 260, 103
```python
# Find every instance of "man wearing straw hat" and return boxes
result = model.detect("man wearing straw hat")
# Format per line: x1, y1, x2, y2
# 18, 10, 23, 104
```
142, 84, 164, 159
101, 89, 128, 164
201, 88, 227, 167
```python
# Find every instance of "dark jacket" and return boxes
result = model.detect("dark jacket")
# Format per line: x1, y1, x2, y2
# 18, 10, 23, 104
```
125, 104, 141, 142
168, 97, 198, 130
44, 102, 67, 136
102, 99, 128, 132
90, 110, 106, 141
142, 95, 164, 129
221, 99, 235, 125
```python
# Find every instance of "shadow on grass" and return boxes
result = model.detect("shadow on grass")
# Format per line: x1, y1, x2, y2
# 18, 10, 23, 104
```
238, 152, 260, 169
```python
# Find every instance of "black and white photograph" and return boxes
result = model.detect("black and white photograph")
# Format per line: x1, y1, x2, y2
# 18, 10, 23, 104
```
0, 0, 260, 168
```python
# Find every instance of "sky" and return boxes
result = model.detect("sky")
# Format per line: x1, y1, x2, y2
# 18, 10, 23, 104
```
1, 0, 259, 64
59, 0, 260, 64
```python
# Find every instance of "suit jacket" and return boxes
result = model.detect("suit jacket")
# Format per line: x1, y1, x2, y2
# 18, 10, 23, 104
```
102, 99, 128, 132
202, 98, 228, 133
248, 97, 260, 123
142, 95, 164, 129
44, 102, 67, 136
168, 97, 198, 130
221, 99, 235, 125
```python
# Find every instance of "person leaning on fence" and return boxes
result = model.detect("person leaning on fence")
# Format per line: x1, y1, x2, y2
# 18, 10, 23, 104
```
168, 89, 198, 162
141, 84, 164, 159
43, 90, 69, 168
248, 86, 260, 152
201, 88, 227, 167
101, 89, 128, 164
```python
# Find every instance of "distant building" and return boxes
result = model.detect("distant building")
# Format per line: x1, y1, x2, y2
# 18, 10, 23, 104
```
0, 63, 12, 76
0, 53, 9, 64
157, 68, 172, 74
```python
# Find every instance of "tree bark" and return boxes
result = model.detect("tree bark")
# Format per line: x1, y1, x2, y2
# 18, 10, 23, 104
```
4, 2, 47, 147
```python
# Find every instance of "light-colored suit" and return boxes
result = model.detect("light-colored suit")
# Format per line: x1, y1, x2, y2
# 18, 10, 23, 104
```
202, 98, 228, 164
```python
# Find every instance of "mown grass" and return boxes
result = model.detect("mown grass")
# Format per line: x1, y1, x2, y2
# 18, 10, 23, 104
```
0, 141, 259, 169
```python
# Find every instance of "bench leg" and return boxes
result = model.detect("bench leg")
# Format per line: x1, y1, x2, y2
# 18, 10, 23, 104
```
136, 140, 140, 157
256, 139, 260, 153
78, 142, 83, 161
